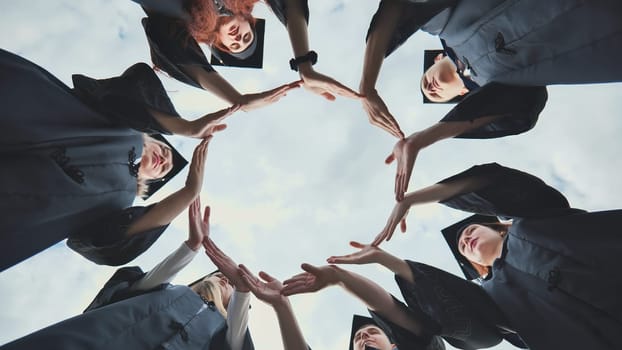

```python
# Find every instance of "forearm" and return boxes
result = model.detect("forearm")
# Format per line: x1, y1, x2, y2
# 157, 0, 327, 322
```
359, 0, 403, 93
402, 175, 488, 209
376, 251, 415, 285
150, 108, 192, 136
272, 298, 308, 350
126, 187, 196, 236
408, 116, 501, 149
334, 266, 426, 336
283, 0, 312, 76
130, 242, 198, 292
226, 291, 251, 350
182, 66, 243, 104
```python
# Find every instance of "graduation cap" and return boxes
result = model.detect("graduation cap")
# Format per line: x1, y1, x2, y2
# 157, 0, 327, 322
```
421, 49, 467, 104
348, 315, 395, 350
187, 270, 221, 287
441, 214, 500, 280
142, 134, 188, 199
210, 18, 265, 69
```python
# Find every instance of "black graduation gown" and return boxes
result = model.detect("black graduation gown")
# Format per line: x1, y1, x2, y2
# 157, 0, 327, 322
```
402, 163, 622, 349
366, 296, 446, 350
0, 266, 255, 350
0, 49, 180, 271
366, 0, 550, 140
133, 0, 309, 89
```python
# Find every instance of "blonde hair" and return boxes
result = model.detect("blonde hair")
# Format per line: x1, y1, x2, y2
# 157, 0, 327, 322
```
191, 279, 227, 317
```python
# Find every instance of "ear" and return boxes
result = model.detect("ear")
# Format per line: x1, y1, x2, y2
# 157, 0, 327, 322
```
459, 87, 469, 96
434, 53, 443, 63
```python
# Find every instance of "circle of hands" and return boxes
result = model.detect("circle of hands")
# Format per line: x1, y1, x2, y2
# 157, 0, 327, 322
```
187, 67, 426, 306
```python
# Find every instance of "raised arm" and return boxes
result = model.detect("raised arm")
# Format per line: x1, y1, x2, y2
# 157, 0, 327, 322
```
373, 162, 570, 245
389, 84, 548, 200
126, 137, 212, 236
282, 262, 431, 339
358, 0, 405, 139
239, 265, 309, 350
268, 0, 360, 101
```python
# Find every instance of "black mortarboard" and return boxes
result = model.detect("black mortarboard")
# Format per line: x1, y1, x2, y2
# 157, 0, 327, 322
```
441, 214, 500, 280
349, 315, 395, 350
210, 18, 265, 69
187, 270, 221, 287
142, 134, 188, 199
421, 49, 466, 104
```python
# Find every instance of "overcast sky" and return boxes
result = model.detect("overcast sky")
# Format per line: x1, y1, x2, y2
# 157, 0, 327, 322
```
1, 1, 621, 349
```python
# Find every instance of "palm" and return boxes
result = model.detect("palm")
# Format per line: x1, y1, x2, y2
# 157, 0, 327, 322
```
282, 264, 336, 296
387, 138, 420, 201
327, 241, 381, 265
239, 81, 300, 111
371, 201, 410, 246
192, 105, 238, 138
203, 238, 249, 292
361, 91, 404, 139
238, 266, 286, 306
186, 197, 210, 250
301, 70, 360, 101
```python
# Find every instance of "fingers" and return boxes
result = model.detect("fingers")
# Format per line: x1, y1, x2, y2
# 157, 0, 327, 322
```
327, 80, 362, 99
350, 241, 365, 249
385, 153, 395, 165
321, 91, 336, 101
371, 231, 386, 247
400, 218, 407, 233
203, 206, 210, 224
300, 263, 321, 275
258, 271, 276, 283
211, 124, 227, 134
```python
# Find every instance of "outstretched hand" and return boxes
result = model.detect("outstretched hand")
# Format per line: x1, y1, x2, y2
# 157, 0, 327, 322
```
300, 69, 362, 101
281, 263, 338, 296
238, 264, 286, 306
326, 241, 384, 265
238, 81, 301, 112
188, 104, 239, 139
371, 200, 410, 246
386, 137, 421, 201
185, 197, 210, 251
185, 137, 212, 196
360, 89, 404, 139
203, 237, 249, 292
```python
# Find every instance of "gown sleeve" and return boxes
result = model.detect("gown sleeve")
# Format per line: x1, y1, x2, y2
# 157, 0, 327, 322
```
395, 260, 520, 349
265, 0, 309, 26
140, 13, 216, 90
438, 163, 572, 219
71, 62, 181, 134
440, 83, 548, 139
367, 296, 446, 350
366, 0, 456, 57
66, 204, 169, 266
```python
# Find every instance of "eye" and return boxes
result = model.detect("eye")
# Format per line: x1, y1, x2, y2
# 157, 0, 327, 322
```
243, 32, 251, 44
230, 43, 240, 50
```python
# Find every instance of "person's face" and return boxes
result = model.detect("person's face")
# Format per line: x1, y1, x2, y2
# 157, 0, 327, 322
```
139, 138, 173, 180
354, 325, 393, 350
217, 15, 254, 53
206, 273, 234, 308
458, 224, 504, 266
421, 54, 467, 102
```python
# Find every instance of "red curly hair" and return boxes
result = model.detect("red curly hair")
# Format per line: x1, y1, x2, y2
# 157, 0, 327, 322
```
186, 0, 259, 52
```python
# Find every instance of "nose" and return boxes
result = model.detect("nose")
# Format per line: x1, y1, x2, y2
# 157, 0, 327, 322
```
234, 34, 241, 42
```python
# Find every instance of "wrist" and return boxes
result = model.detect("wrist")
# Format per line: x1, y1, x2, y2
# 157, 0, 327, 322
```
271, 295, 291, 311
290, 50, 317, 72
297, 62, 314, 79
184, 239, 201, 251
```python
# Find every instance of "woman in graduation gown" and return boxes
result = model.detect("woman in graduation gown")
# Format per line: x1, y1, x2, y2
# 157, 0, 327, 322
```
0, 198, 255, 350
0, 49, 235, 271
132, 0, 360, 110
359, 0, 622, 200
367, 162, 622, 349
283, 245, 528, 349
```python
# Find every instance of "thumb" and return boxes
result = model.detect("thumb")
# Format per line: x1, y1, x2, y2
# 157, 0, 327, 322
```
212, 124, 227, 133
301, 263, 320, 275
258, 271, 275, 283
385, 153, 395, 164
321, 92, 336, 101
349, 241, 365, 249
400, 218, 407, 233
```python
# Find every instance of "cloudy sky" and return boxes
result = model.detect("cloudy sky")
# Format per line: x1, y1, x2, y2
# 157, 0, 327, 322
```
1, 1, 621, 349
